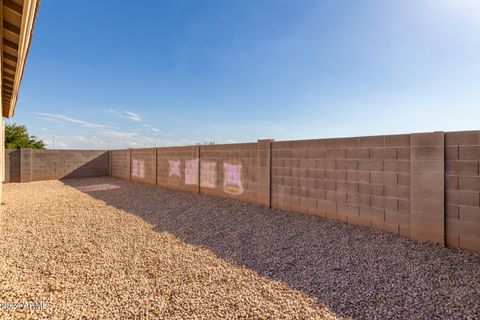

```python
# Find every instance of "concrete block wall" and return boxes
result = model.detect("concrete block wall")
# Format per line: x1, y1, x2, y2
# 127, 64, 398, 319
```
106, 131, 479, 252
5, 149, 20, 182
200, 143, 258, 203
271, 135, 412, 237
156, 146, 199, 193
130, 148, 156, 185
111, 149, 130, 180
4, 130, 479, 252
445, 131, 480, 251
110, 144, 259, 201
409, 132, 445, 244
4, 149, 110, 182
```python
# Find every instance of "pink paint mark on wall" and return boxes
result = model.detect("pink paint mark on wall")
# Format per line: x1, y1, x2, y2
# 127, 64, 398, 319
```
132, 159, 145, 178
168, 160, 181, 178
223, 162, 243, 195
185, 159, 199, 185
200, 161, 216, 188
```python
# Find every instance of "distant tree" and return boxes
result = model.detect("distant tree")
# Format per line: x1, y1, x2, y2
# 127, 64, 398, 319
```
5, 123, 45, 149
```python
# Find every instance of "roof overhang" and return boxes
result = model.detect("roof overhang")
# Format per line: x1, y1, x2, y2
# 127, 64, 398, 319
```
1, 0, 39, 118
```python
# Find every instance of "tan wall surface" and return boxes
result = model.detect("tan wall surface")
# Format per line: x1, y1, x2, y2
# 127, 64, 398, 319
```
200, 143, 258, 203
131, 148, 156, 185
156, 146, 199, 193
5, 149, 20, 182
5, 130, 479, 252
445, 131, 480, 252
271, 135, 412, 236
5, 149, 109, 182
111, 149, 130, 180
107, 131, 480, 252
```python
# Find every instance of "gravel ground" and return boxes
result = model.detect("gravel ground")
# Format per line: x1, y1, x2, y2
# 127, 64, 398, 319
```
1, 177, 479, 319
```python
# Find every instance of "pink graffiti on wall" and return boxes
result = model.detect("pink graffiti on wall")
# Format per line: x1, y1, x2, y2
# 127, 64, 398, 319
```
223, 162, 243, 195
185, 159, 199, 185
168, 160, 181, 178
131, 159, 145, 178
200, 161, 216, 188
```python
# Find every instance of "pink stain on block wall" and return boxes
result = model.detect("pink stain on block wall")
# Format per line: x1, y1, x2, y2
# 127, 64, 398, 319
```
200, 161, 216, 188
168, 160, 181, 178
185, 159, 199, 185
223, 162, 243, 195
132, 159, 145, 178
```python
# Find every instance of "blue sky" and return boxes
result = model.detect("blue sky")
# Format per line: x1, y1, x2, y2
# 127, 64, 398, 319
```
8, 0, 480, 149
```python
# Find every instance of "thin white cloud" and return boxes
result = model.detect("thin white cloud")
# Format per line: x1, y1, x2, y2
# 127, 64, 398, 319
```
37, 117, 61, 123
71, 135, 109, 148
122, 111, 142, 122
99, 129, 140, 140
107, 108, 143, 122
40, 135, 109, 150
97, 129, 188, 148
36, 113, 109, 129
150, 128, 160, 132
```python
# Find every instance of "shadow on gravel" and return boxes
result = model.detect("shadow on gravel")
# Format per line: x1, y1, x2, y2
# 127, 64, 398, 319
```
63, 177, 480, 320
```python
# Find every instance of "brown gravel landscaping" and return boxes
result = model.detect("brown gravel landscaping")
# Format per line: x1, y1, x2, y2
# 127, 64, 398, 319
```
1, 177, 479, 319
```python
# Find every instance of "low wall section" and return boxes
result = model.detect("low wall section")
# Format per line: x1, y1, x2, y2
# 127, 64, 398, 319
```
4, 149, 109, 182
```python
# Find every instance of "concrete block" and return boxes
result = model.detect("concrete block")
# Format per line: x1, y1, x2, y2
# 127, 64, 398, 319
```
411, 146, 444, 160
385, 185, 410, 200
385, 134, 410, 147
336, 181, 359, 193
446, 190, 480, 207
336, 137, 359, 148
370, 148, 397, 160
446, 146, 459, 160
397, 174, 410, 186
459, 206, 480, 223
326, 169, 346, 180
446, 161, 479, 176
371, 196, 398, 211
359, 206, 385, 220
317, 159, 336, 169
384, 160, 410, 173
317, 199, 337, 212
326, 191, 347, 203
359, 183, 384, 196
307, 168, 325, 179
307, 149, 326, 159
459, 176, 480, 192
396, 147, 410, 160
326, 148, 346, 159
347, 193, 371, 207
358, 160, 384, 171
411, 132, 444, 147
445, 130, 479, 146
346, 171, 370, 183
359, 135, 385, 147
370, 172, 397, 185
336, 159, 358, 170
346, 148, 369, 159
459, 146, 480, 160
